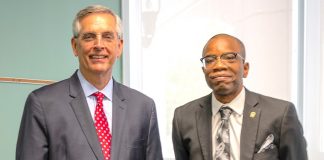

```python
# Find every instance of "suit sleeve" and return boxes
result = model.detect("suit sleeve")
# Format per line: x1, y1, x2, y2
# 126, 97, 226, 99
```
146, 100, 163, 160
16, 92, 49, 160
172, 108, 189, 160
279, 103, 308, 160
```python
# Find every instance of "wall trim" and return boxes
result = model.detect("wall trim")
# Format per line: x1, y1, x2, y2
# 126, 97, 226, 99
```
0, 77, 55, 85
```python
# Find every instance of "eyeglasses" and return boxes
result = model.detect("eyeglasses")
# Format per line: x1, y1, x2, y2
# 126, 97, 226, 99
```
77, 31, 118, 43
200, 52, 244, 68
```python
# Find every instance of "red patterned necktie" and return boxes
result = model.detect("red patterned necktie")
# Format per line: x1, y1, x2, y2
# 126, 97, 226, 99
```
93, 91, 112, 160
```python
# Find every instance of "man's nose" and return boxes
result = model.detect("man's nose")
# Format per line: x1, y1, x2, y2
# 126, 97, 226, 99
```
211, 58, 227, 70
94, 36, 104, 50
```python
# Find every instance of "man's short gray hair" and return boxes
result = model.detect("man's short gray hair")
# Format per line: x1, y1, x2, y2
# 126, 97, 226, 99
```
72, 5, 123, 39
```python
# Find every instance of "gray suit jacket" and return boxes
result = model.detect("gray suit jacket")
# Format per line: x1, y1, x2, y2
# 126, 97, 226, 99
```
16, 72, 163, 160
172, 89, 307, 160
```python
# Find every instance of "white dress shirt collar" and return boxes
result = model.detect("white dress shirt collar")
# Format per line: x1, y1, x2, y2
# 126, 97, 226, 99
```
77, 70, 113, 100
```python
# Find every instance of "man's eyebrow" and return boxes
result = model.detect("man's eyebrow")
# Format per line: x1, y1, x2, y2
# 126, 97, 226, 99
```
102, 31, 115, 34
80, 32, 96, 35
81, 31, 115, 34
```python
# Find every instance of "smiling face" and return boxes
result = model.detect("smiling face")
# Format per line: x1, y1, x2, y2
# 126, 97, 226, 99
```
202, 35, 249, 103
71, 13, 123, 79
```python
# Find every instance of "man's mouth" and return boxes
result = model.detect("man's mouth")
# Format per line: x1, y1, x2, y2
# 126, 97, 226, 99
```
210, 75, 232, 82
90, 55, 108, 59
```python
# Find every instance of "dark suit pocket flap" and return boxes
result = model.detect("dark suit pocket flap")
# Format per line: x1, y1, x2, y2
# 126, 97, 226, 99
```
127, 139, 145, 148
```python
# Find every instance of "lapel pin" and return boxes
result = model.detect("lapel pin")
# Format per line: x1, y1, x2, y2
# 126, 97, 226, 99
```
250, 112, 256, 118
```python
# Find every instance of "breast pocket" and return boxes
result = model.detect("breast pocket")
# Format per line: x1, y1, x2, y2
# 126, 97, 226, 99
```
128, 139, 146, 148
253, 146, 279, 160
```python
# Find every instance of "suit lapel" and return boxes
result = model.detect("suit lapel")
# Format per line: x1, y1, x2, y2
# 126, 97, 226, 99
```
68, 72, 104, 160
196, 94, 213, 160
240, 89, 260, 160
111, 81, 127, 160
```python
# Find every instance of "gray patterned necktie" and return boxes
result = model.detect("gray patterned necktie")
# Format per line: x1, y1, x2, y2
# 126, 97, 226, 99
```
215, 106, 233, 160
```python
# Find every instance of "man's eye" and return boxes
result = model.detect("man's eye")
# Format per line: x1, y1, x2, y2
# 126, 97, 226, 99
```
102, 34, 114, 40
204, 57, 215, 64
222, 54, 236, 60
82, 34, 95, 41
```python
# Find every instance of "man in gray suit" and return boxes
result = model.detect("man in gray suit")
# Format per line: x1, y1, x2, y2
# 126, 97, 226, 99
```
172, 33, 307, 160
16, 5, 163, 160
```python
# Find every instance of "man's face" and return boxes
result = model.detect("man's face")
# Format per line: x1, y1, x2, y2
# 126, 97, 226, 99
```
202, 36, 249, 101
71, 13, 123, 77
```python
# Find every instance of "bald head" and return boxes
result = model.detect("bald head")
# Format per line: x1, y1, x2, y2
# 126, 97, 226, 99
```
202, 33, 246, 59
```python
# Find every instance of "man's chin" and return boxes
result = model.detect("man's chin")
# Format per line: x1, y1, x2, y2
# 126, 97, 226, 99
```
89, 66, 110, 73
213, 84, 232, 96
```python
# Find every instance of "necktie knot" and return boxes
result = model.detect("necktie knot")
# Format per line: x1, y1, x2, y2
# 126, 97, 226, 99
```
93, 91, 104, 103
219, 106, 233, 120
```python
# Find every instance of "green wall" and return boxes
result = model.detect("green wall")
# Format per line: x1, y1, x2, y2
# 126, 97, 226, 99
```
0, 0, 122, 159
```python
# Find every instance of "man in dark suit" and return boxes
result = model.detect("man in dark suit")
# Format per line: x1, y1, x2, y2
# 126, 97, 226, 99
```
172, 33, 307, 160
16, 5, 163, 160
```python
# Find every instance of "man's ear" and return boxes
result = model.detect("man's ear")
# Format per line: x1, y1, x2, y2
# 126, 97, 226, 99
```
202, 67, 206, 74
243, 62, 249, 78
116, 39, 124, 58
71, 37, 78, 57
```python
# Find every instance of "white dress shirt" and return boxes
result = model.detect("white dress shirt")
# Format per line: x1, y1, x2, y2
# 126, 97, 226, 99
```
212, 88, 245, 160
77, 70, 113, 134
